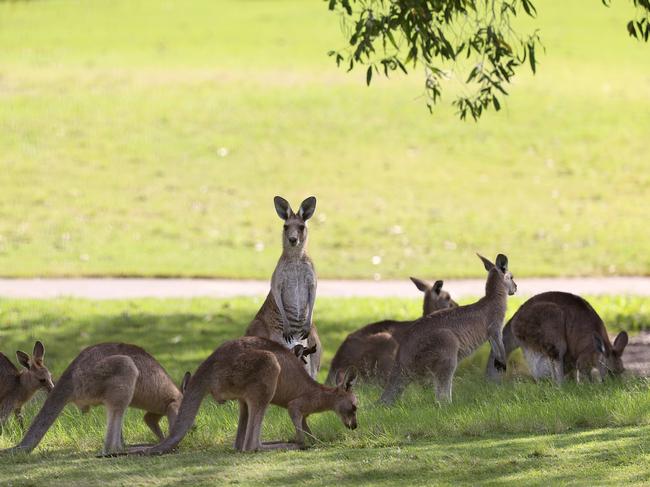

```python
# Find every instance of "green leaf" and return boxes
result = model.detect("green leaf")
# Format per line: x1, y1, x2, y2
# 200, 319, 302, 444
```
366, 66, 373, 85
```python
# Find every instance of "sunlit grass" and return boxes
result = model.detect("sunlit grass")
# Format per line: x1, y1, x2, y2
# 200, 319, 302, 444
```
0, 0, 649, 279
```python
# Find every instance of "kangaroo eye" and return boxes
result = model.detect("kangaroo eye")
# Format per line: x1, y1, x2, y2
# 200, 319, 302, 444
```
299, 225, 305, 231
39, 379, 47, 384
283, 225, 288, 231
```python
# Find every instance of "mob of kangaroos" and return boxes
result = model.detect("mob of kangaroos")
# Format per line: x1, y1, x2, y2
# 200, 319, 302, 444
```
245, 196, 321, 378
0, 194, 637, 462
4, 343, 190, 456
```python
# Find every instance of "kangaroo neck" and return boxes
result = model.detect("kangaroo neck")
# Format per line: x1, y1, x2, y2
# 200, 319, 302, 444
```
478, 270, 508, 327
281, 239, 307, 259
300, 383, 338, 414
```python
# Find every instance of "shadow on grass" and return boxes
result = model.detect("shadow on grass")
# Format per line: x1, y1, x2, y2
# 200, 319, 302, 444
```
1, 426, 649, 486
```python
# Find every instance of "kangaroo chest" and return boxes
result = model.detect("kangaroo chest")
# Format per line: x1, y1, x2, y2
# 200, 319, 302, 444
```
277, 261, 315, 326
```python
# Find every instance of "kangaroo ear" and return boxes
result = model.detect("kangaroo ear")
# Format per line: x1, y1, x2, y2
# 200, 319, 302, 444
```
410, 277, 431, 292
613, 331, 629, 355
593, 334, 606, 355
273, 196, 292, 220
495, 254, 508, 273
338, 367, 358, 391
298, 196, 316, 221
33, 341, 45, 361
477, 253, 494, 271
16, 350, 30, 369
432, 280, 444, 294
181, 371, 191, 393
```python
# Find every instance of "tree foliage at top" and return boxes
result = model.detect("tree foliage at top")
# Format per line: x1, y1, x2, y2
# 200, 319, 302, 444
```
327, 0, 650, 120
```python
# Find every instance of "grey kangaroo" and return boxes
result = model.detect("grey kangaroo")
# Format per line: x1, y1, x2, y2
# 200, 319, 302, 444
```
1, 343, 189, 456
488, 292, 628, 384
140, 336, 358, 454
245, 195, 321, 378
0, 341, 54, 429
326, 278, 457, 385
380, 254, 517, 404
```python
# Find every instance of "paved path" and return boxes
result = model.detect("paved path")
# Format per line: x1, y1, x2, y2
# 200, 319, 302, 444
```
0, 277, 649, 300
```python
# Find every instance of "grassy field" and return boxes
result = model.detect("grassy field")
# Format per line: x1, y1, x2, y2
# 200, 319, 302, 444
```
1, 296, 650, 485
1, 0, 649, 279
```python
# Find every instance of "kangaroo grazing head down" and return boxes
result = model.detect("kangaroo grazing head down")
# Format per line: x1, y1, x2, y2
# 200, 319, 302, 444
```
477, 253, 517, 295
594, 331, 629, 377
409, 277, 458, 314
333, 367, 359, 430
274, 196, 316, 249
16, 341, 55, 393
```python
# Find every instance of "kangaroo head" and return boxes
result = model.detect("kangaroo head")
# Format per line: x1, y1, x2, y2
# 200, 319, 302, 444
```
274, 196, 316, 250
477, 253, 517, 296
16, 341, 54, 394
594, 331, 628, 377
409, 277, 458, 315
333, 367, 358, 430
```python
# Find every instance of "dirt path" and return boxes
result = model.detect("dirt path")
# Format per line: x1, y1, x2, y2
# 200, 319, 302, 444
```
0, 276, 649, 300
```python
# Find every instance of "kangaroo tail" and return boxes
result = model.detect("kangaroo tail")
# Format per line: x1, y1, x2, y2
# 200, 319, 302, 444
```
147, 354, 214, 455
5, 370, 74, 454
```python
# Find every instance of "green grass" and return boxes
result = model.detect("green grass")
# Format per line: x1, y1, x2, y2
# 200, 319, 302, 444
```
1, 0, 649, 278
1, 296, 650, 485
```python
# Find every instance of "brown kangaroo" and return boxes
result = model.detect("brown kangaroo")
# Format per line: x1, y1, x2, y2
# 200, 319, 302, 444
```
506, 292, 628, 384
245, 196, 321, 379
326, 278, 457, 385
380, 254, 517, 404
142, 336, 358, 455
1, 343, 189, 456
0, 341, 54, 429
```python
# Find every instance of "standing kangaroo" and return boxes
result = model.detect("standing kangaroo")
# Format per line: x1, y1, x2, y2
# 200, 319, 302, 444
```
1, 343, 189, 456
142, 336, 358, 455
0, 341, 54, 429
380, 254, 517, 404
245, 196, 321, 378
326, 278, 457, 385
501, 292, 628, 384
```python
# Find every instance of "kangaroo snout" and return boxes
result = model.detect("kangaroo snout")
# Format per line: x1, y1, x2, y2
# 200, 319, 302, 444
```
346, 419, 358, 430
288, 236, 298, 246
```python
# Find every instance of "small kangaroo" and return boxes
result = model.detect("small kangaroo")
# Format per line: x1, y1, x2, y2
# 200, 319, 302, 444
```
245, 195, 321, 378
380, 254, 517, 404
142, 336, 358, 455
1, 343, 189, 456
505, 292, 628, 384
326, 278, 457, 385
0, 341, 54, 429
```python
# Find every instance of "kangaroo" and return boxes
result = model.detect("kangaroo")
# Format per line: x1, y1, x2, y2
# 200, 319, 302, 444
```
380, 254, 517, 404
140, 336, 358, 455
0, 341, 54, 429
245, 195, 321, 378
1, 343, 189, 456
505, 292, 628, 384
326, 278, 457, 385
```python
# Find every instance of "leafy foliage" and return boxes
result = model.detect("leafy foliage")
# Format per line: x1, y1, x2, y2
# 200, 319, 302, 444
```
327, 0, 650, 120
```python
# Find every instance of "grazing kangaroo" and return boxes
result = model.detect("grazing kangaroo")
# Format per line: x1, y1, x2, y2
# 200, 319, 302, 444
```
0, 341, 54, 429
142, 336, 358, 455
326, 278, 457, 385
1, 343, 189, 456
245, 195, 321, 378
506, 292, 628, 384
380, 254, 517, 404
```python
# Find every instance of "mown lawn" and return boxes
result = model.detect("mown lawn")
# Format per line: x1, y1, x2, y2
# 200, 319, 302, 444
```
1, 0, 649, 279
1, 296, 649, 485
